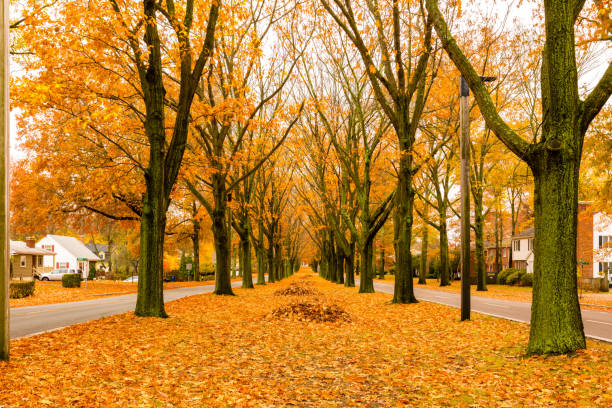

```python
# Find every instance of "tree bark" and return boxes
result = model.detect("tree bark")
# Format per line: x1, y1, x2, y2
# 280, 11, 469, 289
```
419, 225, 428, 284
211, 174, 234, 295
240, 225, 254, 288
393, 155, 418, 303
474, 197, 486, 291
527, 155, 585, 354
359, 239, 374, 293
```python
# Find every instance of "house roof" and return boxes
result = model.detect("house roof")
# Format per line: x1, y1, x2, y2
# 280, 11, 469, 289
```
10, 241, 55, 256
86, 243, 109, 254
511, 227, 534, 239
41, 235, 100, 261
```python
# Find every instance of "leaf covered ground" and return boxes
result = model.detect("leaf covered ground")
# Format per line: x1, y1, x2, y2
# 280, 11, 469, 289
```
1, 270, 611, 407
9, 280, 219, 308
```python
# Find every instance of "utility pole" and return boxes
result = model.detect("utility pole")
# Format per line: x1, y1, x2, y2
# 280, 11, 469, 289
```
1, 0, 10, 361
459, 75, 496, 321
459, 76, 471, 321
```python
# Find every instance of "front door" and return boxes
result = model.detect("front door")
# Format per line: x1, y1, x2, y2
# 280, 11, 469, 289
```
78, 261, 87, 278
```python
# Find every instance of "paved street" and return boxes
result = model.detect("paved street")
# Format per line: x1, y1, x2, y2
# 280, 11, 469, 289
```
373, 281, 612, 343
9, 282, 242, 339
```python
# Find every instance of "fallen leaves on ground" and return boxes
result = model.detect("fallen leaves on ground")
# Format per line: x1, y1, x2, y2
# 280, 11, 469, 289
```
269, 297, 351, 323
8, 279, 234, 308
1, 269, 611, 407
274, 280, 320, 296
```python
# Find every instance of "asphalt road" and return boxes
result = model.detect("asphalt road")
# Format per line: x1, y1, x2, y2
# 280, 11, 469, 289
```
372, 280, 612, 343
9, 281, 243, 339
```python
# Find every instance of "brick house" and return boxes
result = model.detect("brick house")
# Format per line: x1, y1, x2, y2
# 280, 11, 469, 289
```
469, 240, 511, 281
576, 202, 612, 285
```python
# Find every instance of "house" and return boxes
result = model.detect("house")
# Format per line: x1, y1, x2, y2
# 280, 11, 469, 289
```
469, 240, 512, 281
85, 242, 111, 271
511, 202, 612, 286
37, 235, 100, 279
10, 238, 55, 280
511, 227, 534, 274
576, 203, 612, 286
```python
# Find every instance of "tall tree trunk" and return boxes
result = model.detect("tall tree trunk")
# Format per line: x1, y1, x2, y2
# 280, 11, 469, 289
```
240, 225, 254, 289
345, 243, 355, 287
192, 219, 200, 281
256, 223, 266, 285
359, 239, 374, 293
419, 225, 428, 284
212, 175, 234, 295
267, 242, 276, 283
336, 251, 345, 284
393, 155, 418, 303
379, 248, 385, 280
527, 156, 584, 354
135, 136, 167, 316
439, 218, 451, 287
474, 196, 487, 291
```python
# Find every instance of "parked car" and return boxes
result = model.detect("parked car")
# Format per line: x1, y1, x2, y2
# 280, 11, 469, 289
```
123, 276, 138, 283
39, 268, 77, 281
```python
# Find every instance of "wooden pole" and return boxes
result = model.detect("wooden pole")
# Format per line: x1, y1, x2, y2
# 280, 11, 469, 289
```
1, 0, 10, 360
459, 76, 471, 321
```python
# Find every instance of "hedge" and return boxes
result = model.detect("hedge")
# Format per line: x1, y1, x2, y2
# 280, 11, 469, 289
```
497, 268, 525, 285
62, 273, 82, 288
519, 273, 533, 287
9, 280, 35, 298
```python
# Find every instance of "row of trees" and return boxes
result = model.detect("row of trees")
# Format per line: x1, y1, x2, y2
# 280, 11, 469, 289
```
7, 0, 612, 355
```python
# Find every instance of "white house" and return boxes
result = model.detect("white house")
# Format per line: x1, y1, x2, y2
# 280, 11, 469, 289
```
511, 227, 534, 274
591, 212, 612, 281
37, 235, 100, 278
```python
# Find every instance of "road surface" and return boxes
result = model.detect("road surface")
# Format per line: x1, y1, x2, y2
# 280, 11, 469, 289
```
9, 281, 243, 339
372, 280, 612, 343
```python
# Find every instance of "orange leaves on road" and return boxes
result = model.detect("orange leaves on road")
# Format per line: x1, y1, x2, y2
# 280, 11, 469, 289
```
1, 271, 611, 407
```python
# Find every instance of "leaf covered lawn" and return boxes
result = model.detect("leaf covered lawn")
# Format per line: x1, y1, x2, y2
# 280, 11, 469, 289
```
9, 280, 223, 308
1, 271, 611, 407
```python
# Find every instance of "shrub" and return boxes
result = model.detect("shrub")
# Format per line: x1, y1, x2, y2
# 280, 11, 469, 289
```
62, 273, 82, 288
88, 263, 97, 280
519, 273, 533, 287
506, 270, 526, 286
497, 268, 525, 284
506, 272, 521, 286
9, 280, 35, 298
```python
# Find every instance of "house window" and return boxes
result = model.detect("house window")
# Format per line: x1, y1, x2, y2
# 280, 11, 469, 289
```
528, 239, 534, 251
57, 262, 69, 269
599, 236, 611, 248
42, 244, 53, 252
503, 248, 508, 257
20, 256, 26, 267
513, 240, 520, 251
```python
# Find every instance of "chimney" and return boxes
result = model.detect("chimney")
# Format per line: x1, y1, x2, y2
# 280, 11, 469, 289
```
26, 237, 35, 248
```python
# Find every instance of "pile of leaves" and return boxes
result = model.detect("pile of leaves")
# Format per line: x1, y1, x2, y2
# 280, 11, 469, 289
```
269, 298, 351, 323
274, 281, 320, 297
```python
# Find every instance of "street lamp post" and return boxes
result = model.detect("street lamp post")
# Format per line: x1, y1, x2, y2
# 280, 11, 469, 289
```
459, 75, 496, 322
1, 0, 10, 360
